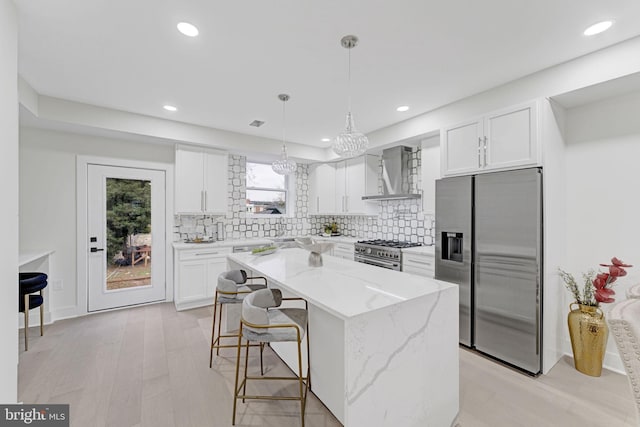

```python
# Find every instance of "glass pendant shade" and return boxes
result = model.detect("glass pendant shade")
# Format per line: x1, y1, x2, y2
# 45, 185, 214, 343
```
333, 112, 368, 158
332, 35, 369, 158
272, 93, 297, 175
272, 144, 297, 175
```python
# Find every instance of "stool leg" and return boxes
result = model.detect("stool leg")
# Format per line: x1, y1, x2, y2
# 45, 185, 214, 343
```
297, 338, 305, 427
24, 294, 29, 351
260, 343, 264, 375
242, 338, 250, 403
232, 324, 244, 426
216, 301, 224, 356
40, 290, 44, 336
210, 293, 219, 368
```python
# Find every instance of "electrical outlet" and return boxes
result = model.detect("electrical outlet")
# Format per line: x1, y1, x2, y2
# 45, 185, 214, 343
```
52, 279, 63, 291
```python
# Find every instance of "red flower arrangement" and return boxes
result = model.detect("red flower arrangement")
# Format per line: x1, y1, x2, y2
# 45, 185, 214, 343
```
559, 257, 633, 307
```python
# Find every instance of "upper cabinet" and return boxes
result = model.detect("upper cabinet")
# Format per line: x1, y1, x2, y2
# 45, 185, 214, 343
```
308, 155, 378, 216
308, 163, 336, 215
421, 135, 441, 214
175, 146, 228, 214
441, 101, 539, 177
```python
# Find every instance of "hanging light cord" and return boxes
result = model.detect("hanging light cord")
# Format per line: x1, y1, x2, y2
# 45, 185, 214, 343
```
282, 98, 287, 157
347, 45, 352, 112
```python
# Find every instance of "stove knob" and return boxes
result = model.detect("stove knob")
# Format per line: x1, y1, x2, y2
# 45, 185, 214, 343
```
366, 248, 372, 255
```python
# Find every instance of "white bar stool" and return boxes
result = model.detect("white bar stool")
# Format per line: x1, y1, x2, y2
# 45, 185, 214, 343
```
209, 269, 267, 367
232, 288, 310, 427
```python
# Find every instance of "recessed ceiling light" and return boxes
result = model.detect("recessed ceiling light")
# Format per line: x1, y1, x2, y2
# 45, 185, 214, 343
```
583, 20, 613, 36
321, 138, 331, 142
396, 105, 410, 112
163, 105, 177, 112
177, 22, 199, 37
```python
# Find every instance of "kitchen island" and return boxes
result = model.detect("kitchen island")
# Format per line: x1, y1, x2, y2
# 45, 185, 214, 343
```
228, 247, 459, 427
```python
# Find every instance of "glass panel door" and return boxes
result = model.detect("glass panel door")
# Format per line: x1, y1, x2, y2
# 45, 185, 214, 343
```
87, 164, 166, 312
106, 178, 152, 290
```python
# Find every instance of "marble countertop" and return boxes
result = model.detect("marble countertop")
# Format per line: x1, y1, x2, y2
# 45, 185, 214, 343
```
402, 245, 435, 256
173, 235, 360, 250
172, 239, 273, 249
19, 250, 55, 267
228, 248, 455, 320
312, 235, 359, 244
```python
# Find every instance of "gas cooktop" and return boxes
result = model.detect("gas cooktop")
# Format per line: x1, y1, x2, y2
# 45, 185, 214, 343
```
356, 240, 422, 249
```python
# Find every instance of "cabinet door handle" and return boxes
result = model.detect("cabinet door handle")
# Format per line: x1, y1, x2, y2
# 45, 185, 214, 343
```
483, 136, 488, 167
345, 195, 349, 212
477, 137, 482, 168
316, 196, 320, 213
204, 191, 208, 211
195, 252, 218, 256
200, 190, 204, 211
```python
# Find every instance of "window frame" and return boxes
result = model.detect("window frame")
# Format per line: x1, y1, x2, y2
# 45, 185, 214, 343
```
245, 161, 294, 218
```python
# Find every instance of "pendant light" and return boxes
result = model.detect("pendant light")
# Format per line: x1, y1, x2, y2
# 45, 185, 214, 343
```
332, 35, 369, 158
271, 94, 297, 175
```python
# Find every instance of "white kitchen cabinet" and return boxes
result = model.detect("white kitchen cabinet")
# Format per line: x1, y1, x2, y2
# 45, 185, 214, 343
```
401, 251, 435, 278
309, 155, 378, 216
308, 163, 336, 215
441, 101, 538, 176
336, 155, 379, 215
174, 246, 232, 311
175, 146, 228, 214
331, 242, 354, 260
421, 135, 441, 214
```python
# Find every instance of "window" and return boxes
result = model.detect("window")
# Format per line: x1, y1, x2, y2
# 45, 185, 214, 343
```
246, 162, 292, 215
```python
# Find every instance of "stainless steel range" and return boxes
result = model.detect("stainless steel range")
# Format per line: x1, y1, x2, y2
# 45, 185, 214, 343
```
354, 240, 422, 271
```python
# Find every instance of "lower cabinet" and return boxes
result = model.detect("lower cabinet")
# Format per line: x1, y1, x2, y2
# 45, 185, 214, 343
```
174, 246, 232, 311
331, 242, 355, 260
401, 251, 435, 278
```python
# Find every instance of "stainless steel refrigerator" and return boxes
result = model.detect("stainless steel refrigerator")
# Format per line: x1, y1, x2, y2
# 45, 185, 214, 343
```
435, 167, 542, 375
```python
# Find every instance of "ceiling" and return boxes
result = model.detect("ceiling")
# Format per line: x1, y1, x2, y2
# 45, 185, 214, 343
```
16, 0, 640, 149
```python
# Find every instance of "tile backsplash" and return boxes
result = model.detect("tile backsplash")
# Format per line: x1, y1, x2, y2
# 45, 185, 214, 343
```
174, 148, 435, 245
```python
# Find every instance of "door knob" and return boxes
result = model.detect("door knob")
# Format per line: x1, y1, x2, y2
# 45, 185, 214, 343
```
90, 247, 104, 252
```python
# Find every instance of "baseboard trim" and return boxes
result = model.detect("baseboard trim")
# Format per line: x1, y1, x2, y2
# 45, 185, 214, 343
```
174, 298, 213, 312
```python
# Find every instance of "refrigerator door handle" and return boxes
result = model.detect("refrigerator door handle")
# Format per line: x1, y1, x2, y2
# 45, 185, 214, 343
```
536, 265, 540, 356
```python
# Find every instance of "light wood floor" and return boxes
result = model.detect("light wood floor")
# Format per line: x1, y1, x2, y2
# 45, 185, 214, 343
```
18, 303, 638, 427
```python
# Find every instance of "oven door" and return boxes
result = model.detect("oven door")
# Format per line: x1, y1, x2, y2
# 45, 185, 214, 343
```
354, 254, 401, 271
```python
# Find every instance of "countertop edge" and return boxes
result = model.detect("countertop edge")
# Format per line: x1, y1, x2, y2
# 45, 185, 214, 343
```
19, 250, 55, 267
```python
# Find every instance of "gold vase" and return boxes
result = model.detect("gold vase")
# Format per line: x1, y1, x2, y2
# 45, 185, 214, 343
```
567, 303, 608, 377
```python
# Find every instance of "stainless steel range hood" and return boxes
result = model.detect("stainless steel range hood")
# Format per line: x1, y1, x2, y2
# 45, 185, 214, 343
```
362, 146, 422, 200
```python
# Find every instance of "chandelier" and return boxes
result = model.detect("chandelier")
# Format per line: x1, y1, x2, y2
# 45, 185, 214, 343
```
271, 93, 297, 175
332, 35, 369, 158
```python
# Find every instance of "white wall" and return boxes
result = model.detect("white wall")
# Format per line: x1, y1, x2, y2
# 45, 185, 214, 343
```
565, 90, 640, 373
368, 35, 640, 147
0, 0, 19, 403
19, 127, 174, 320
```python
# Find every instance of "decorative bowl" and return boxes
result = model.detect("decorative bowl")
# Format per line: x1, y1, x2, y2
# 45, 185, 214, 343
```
295, 237, 334, 267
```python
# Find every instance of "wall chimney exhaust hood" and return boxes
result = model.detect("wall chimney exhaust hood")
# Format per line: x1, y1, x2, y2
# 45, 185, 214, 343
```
362, 146, 422, 201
